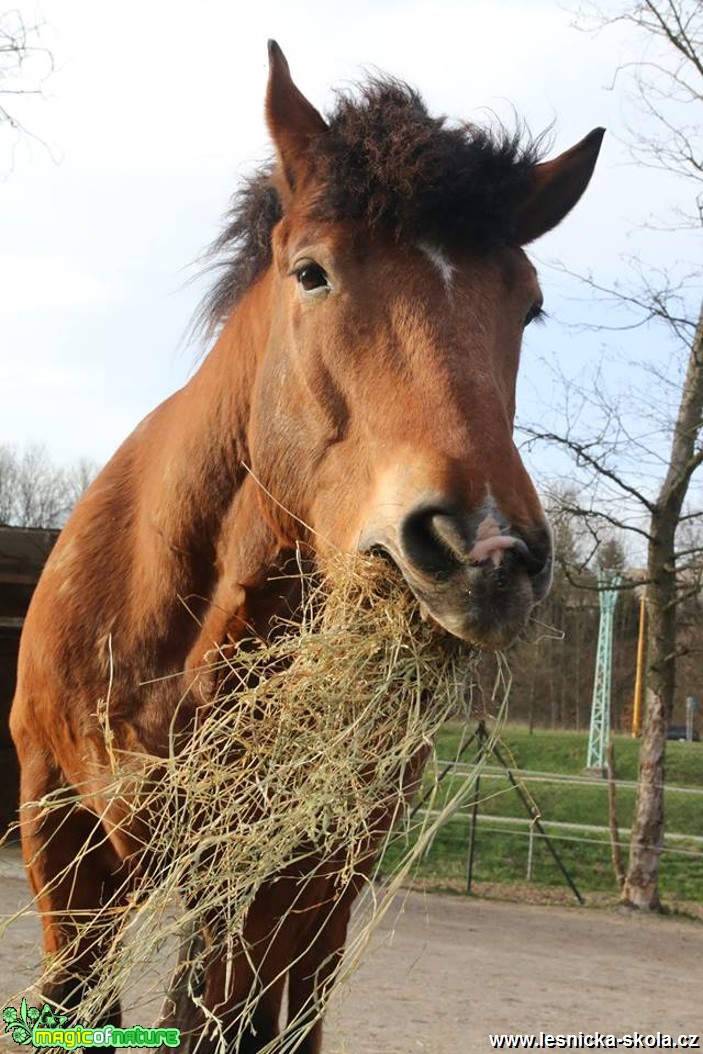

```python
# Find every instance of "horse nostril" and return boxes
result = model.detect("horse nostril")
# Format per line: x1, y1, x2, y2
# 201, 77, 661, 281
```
498, 529, 553, 603
431, 513, 473, 562
400, 505, 553, 587
517, 530, 553, 581
400, 506, 468, 579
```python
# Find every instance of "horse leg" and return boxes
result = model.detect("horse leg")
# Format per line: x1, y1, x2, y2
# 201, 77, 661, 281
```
158, 915, 286, 1053
284, 890, 354, 1054
18, 757, 127, 1041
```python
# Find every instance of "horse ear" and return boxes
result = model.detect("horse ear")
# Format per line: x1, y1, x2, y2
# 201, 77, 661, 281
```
515, 128, 605, 245
266, 40, 328, 194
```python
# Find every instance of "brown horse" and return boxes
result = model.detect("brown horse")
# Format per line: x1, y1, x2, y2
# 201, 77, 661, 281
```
10, 42, 603, 1053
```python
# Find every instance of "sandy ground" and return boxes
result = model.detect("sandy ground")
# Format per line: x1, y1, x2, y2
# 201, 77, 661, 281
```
0, 845, 700, 1053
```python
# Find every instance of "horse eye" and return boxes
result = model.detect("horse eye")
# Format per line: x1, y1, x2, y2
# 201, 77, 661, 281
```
296, 264, 330, 293
524, 302, 544, 327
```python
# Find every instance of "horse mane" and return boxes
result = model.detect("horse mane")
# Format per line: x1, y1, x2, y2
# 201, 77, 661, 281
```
197, 78, 545, 336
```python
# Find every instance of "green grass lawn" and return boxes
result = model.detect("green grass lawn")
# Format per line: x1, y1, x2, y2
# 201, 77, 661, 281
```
379, 724, 703, 904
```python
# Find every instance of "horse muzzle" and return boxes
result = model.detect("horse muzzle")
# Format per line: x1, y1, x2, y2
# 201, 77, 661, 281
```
362, 502, 553, 649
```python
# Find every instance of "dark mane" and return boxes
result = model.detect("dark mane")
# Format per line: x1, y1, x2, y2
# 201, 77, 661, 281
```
196, 167, 282, 338
198, 78, 544, 335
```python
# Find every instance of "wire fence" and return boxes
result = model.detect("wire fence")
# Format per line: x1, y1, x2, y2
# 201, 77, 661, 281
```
388, 760, 703, 903
445, 762, 703, 798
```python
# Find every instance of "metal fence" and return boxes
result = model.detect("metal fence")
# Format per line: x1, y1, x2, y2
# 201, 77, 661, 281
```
409, 761, 703, 902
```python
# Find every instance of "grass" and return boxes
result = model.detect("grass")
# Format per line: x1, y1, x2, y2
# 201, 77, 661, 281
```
379, 724, 703, 904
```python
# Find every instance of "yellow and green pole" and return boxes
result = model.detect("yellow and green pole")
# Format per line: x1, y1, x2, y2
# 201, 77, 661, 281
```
632, 587, 647, 738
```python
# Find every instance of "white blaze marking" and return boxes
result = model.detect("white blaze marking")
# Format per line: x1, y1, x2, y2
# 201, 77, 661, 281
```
417, 242, 453, 292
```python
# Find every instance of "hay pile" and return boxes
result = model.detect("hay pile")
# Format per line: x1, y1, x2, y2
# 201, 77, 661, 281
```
6, 553, 511, 1051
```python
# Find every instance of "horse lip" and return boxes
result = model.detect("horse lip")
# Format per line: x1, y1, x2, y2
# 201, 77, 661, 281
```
364, 539, 535, 648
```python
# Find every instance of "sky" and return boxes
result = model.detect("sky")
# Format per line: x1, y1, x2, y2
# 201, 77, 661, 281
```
1, 0, 698, 498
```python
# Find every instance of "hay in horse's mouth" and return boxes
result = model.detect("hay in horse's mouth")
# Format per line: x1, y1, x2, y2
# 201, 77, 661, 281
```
138, 551, 475, 903
8, 553, 511, 1051
364, 544, 459, 638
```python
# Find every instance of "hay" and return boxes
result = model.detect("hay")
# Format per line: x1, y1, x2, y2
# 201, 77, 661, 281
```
4, 552, 511, 1052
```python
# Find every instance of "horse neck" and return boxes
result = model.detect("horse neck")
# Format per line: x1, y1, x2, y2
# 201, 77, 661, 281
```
109, 276, 276, 649
153, 277, 272, 535
140, 274, 300, 665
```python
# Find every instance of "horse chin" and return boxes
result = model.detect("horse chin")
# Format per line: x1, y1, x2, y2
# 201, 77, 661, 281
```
376, 549, 534, 651
413, 587, 532, 650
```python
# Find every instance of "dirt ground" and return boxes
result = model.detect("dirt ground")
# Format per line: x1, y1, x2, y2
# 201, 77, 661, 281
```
0, 845, 700, 1053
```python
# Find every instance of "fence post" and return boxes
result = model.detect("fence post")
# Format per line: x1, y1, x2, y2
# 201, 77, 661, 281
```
526, 824, 535, 882
466, 722, 486, 894
465, 768, 481, 894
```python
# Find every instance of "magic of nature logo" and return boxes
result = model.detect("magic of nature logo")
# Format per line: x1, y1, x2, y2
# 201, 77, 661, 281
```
3, 998, 180, 1048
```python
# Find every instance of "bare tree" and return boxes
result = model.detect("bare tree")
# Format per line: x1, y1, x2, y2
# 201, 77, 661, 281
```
0, 8, 52, 163
0, 442, 19, 524
0, 443, 98, 528
524, 0, 702, 910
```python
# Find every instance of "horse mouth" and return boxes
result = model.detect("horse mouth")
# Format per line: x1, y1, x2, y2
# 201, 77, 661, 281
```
369, 544, 537, 650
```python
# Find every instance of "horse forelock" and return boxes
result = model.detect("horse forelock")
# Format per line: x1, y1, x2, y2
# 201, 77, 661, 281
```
196, 77, 546, 337
311, 79, 544, 244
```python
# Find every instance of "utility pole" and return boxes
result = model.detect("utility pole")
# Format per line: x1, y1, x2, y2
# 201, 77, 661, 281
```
586, 572, 620, 773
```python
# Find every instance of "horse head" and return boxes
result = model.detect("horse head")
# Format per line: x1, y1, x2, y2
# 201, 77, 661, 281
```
234, 42, 603, 648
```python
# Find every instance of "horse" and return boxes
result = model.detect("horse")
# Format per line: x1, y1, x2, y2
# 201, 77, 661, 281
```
10, 41, 603, 1053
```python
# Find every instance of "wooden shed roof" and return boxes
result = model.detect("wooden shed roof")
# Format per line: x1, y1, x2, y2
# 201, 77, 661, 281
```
0, 525, 59, 587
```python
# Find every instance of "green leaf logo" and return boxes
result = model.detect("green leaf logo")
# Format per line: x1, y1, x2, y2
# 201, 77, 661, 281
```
2, 999, 76, 1045
9, 1024, 31, 1045
2, 1001, 48, 1045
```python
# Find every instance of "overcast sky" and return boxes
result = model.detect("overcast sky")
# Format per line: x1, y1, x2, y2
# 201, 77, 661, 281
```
1, 0, 697, 478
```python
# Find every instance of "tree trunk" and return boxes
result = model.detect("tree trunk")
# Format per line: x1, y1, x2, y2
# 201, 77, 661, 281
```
622, 489, 681, 908
622, 691, 665, 907
623, 303, 703, 909
606, 742, 625, 889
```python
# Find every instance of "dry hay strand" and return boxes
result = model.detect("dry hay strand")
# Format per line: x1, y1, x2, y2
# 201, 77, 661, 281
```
2, 552, 511, 1052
